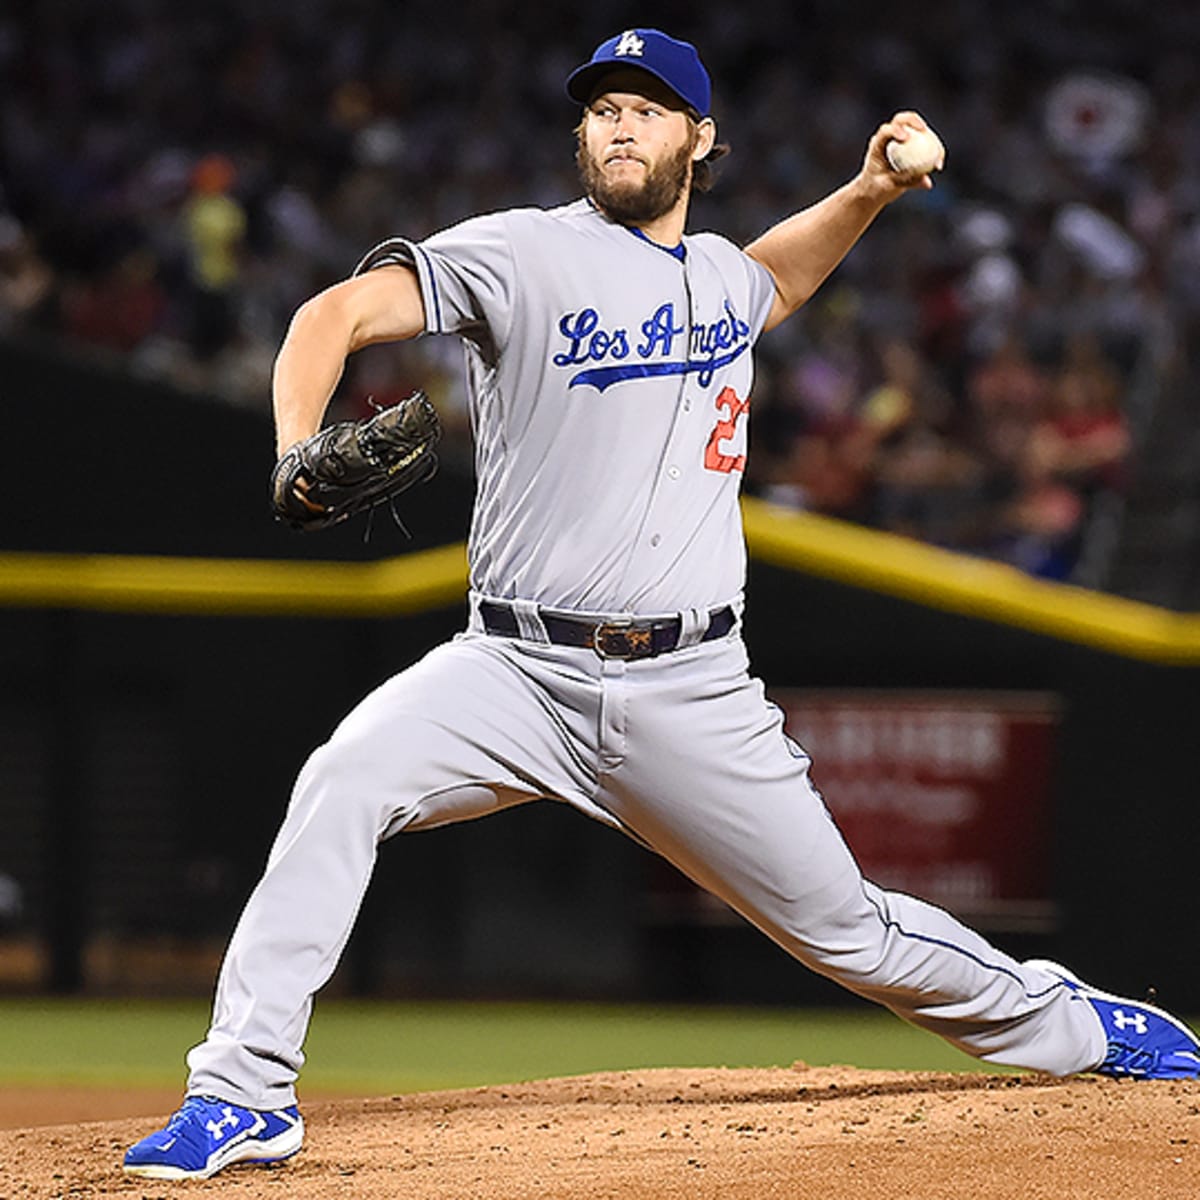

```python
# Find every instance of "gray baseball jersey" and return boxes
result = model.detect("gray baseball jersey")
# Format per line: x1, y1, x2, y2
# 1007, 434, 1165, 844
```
353, 199, 774, 614
184, 198, 1106, 1111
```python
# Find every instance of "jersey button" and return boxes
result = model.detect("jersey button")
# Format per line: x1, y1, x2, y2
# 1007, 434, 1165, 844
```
667, 465, 680, 480
650, 534, 662, 547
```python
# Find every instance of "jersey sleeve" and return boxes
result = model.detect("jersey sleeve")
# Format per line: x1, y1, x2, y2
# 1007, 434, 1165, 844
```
353, 212, 517, 357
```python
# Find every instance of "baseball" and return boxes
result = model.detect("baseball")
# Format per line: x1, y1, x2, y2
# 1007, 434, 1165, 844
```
885, 125, 946, 176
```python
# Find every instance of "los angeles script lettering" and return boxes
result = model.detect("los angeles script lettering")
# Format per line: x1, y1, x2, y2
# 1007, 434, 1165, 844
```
553, 301, 751, 386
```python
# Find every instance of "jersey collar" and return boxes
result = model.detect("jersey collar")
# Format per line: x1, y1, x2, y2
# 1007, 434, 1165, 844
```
628, 224, 686, 261
582, 197, 687, 261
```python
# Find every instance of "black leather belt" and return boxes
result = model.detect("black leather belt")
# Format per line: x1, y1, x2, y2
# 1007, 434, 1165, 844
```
478, 601, 735, 660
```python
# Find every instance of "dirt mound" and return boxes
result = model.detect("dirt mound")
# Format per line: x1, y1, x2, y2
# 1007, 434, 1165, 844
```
2, 1066, 1198, 1199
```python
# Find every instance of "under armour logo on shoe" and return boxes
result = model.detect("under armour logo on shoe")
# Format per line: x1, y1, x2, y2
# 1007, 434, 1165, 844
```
1112, 1009, 1150, 1035
205, 1107, 240, 1141
614, 30, 645, 57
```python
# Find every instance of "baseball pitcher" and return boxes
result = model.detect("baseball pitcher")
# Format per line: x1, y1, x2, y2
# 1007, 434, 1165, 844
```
124, 28, 1200, 1180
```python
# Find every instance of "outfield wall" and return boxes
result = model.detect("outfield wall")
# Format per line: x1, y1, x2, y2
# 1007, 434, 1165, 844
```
3, 338, 1197, 1007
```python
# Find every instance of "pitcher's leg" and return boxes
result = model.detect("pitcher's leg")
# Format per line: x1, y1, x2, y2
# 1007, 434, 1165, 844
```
804, 869, 1105, 1073
186, 637, 595, 1109
605, 641, 1106, 1076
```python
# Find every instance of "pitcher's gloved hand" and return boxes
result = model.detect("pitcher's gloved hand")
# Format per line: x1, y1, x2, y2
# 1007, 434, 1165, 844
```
270, 391, 441, 531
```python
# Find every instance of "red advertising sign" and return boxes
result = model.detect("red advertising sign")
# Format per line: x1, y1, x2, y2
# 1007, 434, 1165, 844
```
772, 690, 1060, 931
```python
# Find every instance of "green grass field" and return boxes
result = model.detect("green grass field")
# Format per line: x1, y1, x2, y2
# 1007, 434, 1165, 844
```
0, 998, 1015, 1095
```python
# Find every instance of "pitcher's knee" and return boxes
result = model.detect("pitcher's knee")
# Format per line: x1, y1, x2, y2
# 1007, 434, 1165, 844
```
287, 735, 409, 838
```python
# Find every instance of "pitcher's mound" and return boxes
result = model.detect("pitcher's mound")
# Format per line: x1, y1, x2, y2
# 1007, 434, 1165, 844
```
3, 1065, 1198, 1198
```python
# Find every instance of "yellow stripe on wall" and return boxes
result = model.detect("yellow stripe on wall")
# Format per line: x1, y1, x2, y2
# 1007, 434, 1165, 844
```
2, 502, 1198, 664
0, 543, 469, 617
741, 497, 1200, 666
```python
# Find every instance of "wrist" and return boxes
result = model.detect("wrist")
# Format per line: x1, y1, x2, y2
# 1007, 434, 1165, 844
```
274, 409, 322, 458
274, 429, 309, 458
847, 170, 892, 212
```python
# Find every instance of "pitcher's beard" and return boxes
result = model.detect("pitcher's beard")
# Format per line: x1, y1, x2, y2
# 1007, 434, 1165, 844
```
578, 141, 693, 226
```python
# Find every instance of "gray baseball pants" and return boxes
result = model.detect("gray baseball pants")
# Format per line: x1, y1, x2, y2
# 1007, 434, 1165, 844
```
186, 623, 1105, 1109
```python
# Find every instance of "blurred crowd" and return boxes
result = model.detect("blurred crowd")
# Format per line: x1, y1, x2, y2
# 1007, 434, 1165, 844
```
3, 0, 1200, 579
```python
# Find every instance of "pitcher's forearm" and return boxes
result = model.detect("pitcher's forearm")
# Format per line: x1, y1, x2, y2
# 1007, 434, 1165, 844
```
746, 112, 935, 331
745, 176, 888, 326
272, 300, 353, 456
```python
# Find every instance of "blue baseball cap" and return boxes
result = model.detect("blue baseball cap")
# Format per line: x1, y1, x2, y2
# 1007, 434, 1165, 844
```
566, 29, 711, 117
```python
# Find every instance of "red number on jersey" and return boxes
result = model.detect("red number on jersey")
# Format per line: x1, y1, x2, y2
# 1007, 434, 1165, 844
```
704, 387, 750, 473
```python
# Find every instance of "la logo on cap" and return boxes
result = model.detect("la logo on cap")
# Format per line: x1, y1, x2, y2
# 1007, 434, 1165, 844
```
614, 30, 645, 57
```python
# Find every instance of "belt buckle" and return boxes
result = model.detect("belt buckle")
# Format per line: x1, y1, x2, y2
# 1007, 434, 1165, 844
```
593, 618, 654, 660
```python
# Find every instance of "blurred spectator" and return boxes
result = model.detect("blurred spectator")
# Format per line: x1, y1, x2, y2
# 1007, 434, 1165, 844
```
966, 332, 1050, 490
181, 153, 246, 361
867, 338, 986, 548
987, 335, 1130, 578
872, 423, 985, 549
953, 208, 1025, 359
1026, 335, 1130, 501
61, 246, 167, 353
994, 477, 1088, 581
756, 290, 872, 516
0, 215, 56, 330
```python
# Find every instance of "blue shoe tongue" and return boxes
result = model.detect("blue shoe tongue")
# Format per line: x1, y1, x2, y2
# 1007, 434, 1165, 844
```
167, 1100, 199, 1129
1104, 1041, 1158, 1074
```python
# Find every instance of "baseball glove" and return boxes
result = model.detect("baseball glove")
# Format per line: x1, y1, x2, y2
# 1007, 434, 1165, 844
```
270, 390, 441, 531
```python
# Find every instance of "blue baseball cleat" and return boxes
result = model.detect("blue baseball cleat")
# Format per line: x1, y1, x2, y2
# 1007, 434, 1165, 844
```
1029, 959, 1200, 1080
123, 1094, 304, 1179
